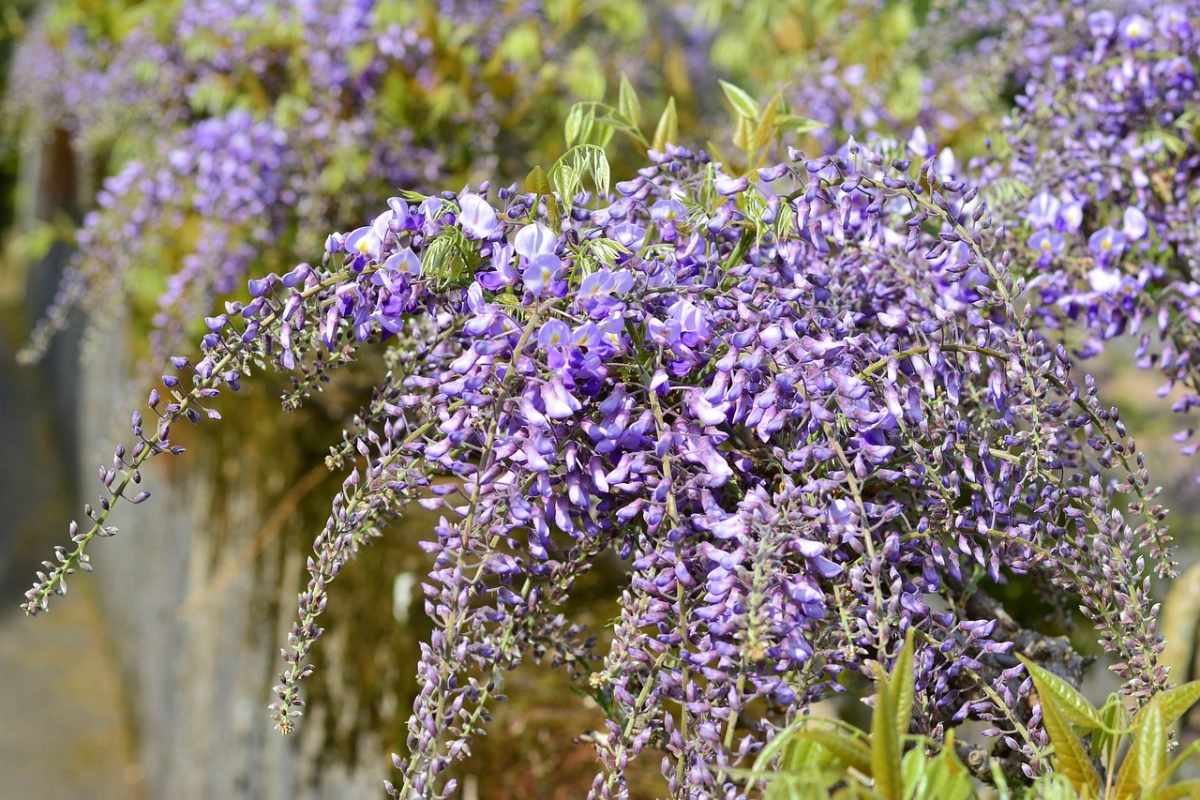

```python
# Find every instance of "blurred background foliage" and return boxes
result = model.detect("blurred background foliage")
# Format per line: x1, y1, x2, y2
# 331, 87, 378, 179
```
1, 0, 1023, 361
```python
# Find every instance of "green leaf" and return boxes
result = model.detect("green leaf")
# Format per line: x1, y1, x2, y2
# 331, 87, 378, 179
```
984, 177, 1033, 206
318, 162, 346, 194
990, 760, 1013, 800
595, 151, 611, 197
1118, 685, 1200, 800
892, 628, 916, 743
1137, 681, 1200, 728
618, 72, 641, 126
651, 97, 678, 153
548, 145, 611, 213
555, 164, 577, 201
495, 22, 541, 68
790, 730, 871, 777
396, 189, 430, 203
764, 771, 843, 800
1017, 657, 1104, 729
1155, 778, 1200, 800
732, 114, 755, 152
775, 114, 828, 135
930, 730, 977, 800
1137, 701, 1168, 796
907, 741, 975, 800
753, 715, 815, 774
563, 45, 606, 101
564, 104, 585, 148
592, 124, 615, 149
719, 79, 761, 120
1093, 693, 1132, 765
752, 92, 782, 156
1033, 671, 1102, 799
871, 677, 902, 800
1029, 774, 1079, 800
1115, 740, 1142, 798
585, 238, 631, 266
12, 220, 59, 264
780, 731, 819, 773
901, 746, 930, 799
346, 42, 375, 76
525, 165, 552, 195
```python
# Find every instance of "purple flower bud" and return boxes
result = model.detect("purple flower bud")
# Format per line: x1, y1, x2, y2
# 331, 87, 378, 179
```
757, 163, 788, 182
248, 277, 274, 297
713, 175, 749, 195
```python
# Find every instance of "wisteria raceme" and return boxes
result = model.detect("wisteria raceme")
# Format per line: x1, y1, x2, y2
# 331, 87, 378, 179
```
5, 14, 186, 155
11, 0, 662, 366
907, 0, 1097, 140
15, 0, 435, 363
23, 133, 1176, 797
961, 0, 1200, 475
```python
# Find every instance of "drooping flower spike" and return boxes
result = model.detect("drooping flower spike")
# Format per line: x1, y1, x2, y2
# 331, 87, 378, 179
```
25, 140, 1173, 798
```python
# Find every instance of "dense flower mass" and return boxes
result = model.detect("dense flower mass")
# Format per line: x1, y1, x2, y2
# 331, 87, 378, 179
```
10, 0, 663, 364
24, 135, 1176, 796
16, 0, 1200, 798
962, 1, 1200, 471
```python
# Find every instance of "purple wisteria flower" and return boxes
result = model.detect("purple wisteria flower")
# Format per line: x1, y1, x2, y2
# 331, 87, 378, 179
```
1121, 14, 1152, 46
1088, 226, 1126, 264
457, 194, 501, 240
17, 3, 1192, 798
24, 142, 1176, 800
522, 253, 566, 297
1026, 192, 1060, 229
345, 225, 384, 269
513, 222, 557, 259
1123, 207, 1148, 240
1089, 10, 1116, 38
1028, 229, 1065, 266
1157, 5, 1191, 37
1059, 200, 1084, 232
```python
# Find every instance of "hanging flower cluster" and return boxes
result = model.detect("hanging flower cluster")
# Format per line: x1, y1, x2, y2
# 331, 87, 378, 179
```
16, 0, 1200, 798
967, 3, 1200, 468
9, 0, 665, 365
23, 133, 1175, 796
